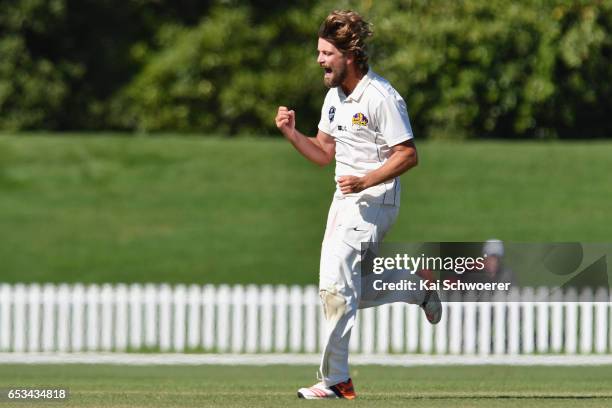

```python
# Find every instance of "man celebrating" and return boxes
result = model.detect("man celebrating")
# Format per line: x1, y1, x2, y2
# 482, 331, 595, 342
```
275, 10, 441, 400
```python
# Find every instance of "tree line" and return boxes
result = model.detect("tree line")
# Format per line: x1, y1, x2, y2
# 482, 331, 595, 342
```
1, 0, 610, 138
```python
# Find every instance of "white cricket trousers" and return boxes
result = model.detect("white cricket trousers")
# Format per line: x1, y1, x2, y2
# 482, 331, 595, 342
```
318, 196, 425, 386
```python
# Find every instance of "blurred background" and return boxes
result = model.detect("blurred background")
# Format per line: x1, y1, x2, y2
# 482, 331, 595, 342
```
1, 0, 612, 356
2, 0, 611, 137
1, 0, 611, 285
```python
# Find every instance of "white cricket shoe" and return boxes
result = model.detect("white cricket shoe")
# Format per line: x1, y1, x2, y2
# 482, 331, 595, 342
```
297, 378, 356, 400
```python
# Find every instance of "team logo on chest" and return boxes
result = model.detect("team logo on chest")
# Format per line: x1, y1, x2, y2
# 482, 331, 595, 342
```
352, 112, 368, 126
329, 106, 336, 122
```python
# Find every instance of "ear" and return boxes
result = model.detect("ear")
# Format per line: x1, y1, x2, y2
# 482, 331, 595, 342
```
345, 52, 356, 66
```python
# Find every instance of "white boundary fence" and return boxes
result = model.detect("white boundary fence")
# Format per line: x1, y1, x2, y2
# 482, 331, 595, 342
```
0, 283, 610, 355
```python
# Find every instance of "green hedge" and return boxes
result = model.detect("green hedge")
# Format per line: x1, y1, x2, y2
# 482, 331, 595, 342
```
1, 0, 611, 138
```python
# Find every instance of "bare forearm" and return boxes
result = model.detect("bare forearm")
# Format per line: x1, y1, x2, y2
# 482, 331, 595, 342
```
286, 129, 332, 166
275, 106, 334, 166
362, 149, 417, 188
337, 142, 418, 194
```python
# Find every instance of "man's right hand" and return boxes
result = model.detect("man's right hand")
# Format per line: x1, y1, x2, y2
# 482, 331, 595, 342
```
275, 106, 296, 139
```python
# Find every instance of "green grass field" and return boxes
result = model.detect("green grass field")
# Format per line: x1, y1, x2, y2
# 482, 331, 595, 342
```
0, 364, 611, 407
1, 134, 611, 284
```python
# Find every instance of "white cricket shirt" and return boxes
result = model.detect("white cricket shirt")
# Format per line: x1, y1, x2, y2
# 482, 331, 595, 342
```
318, 69, 414, 206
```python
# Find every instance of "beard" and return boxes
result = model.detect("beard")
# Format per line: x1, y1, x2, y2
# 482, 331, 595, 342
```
323, 64, 347, 88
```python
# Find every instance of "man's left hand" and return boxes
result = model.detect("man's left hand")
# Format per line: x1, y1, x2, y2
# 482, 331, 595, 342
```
337, 175, 368, 194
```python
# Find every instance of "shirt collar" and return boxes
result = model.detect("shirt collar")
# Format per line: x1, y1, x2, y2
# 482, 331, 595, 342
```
339, 69, 372, 102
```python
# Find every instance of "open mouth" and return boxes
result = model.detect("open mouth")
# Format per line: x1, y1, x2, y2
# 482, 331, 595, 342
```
324, 67, 332, 74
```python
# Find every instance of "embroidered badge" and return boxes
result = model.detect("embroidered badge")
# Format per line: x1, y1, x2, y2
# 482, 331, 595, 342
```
352, 112, 368, 126
328, 106, 336, 122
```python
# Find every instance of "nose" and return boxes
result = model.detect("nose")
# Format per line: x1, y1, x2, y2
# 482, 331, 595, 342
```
317, 53, 325, 65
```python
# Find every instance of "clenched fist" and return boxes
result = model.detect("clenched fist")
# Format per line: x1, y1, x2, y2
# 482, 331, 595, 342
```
275, 106, 296, 139
338, 175, 368, 194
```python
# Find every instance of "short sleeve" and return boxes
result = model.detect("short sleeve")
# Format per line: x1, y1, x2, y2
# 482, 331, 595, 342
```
317, 91, 333, 135
376, 94, 414, 147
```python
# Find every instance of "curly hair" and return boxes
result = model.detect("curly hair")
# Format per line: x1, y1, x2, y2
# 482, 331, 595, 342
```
318, 10, 373, 74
